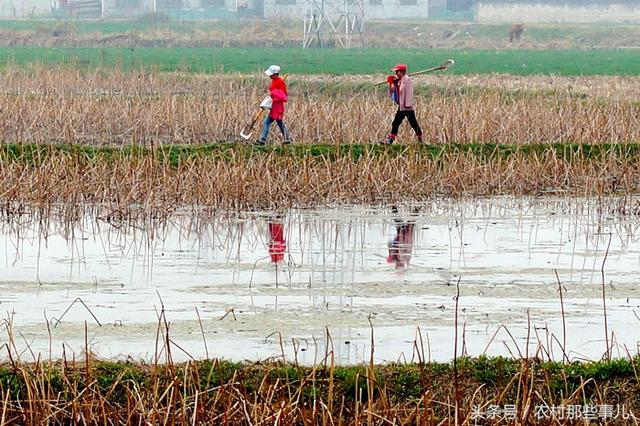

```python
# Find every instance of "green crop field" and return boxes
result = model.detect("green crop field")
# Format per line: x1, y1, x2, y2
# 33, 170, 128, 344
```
1, 47, 639, 75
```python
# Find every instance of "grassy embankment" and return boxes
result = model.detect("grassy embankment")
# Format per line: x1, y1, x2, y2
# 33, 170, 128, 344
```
2, 18, 640, 49
5, 142, 640, 166
0, 356, 638, 423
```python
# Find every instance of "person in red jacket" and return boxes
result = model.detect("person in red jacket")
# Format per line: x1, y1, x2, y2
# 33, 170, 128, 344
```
256, 65, 291, 145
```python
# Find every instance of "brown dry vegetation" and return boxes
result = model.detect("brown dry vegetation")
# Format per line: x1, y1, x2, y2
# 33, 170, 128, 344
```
1, 356, 639, 425
0, 26, 288, 48
0, 66, 639, 146
2, 146, 640, 212
2, 20, 640, 49
1, 67, 640, 210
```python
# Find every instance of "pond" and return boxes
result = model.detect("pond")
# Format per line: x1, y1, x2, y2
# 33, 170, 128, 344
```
2, 197, 639, 364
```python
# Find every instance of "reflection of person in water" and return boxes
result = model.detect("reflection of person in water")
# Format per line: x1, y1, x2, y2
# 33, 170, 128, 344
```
387, 207, 416, 269
268, 219, 287, 263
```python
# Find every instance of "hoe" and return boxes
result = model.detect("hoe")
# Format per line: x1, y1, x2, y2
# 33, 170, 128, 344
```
374, 58, 455, 86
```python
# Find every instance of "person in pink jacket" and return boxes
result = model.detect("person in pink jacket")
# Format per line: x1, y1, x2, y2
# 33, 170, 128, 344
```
256, 64, 290, 145
380, 64, 423, 145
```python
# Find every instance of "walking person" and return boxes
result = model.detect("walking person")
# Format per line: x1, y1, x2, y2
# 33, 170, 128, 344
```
256, 65, 290, 145
380, 64, 423, 145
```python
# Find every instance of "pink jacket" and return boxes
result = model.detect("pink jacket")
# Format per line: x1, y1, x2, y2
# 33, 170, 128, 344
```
398, 75, 415, 111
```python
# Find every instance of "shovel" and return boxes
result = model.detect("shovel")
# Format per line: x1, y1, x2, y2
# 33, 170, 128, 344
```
240, 74, 289, 140
240, 107, 266, 140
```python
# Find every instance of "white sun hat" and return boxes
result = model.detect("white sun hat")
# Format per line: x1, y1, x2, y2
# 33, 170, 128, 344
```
264, 65, 281, 76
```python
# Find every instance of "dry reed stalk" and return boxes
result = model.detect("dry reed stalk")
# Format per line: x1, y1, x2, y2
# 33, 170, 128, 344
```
601, 233, 612, 361
554, 270, 569, 364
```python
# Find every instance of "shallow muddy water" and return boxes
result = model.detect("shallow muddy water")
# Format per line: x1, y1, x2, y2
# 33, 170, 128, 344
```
2, 197, 640, 364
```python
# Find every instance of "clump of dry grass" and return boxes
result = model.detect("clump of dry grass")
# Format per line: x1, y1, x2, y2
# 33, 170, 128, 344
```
0, 66, 639, 146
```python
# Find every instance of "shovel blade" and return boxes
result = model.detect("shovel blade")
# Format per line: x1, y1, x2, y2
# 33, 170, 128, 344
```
240, 129, 253, 140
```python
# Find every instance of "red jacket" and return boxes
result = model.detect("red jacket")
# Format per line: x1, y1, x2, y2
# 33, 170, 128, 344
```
269, 77, 288, 120
268, 222, 286, 263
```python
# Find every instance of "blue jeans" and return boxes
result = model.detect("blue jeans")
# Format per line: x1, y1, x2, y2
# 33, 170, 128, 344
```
259, 115, 289, 143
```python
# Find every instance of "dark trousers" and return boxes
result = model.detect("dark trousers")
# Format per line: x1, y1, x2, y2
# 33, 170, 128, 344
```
390, 110, 422, 136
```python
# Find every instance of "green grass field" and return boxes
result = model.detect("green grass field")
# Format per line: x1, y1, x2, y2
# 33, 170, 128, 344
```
1, 47, 639, 75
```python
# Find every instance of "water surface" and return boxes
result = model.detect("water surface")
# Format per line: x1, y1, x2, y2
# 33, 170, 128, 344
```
2, 197, 639, 364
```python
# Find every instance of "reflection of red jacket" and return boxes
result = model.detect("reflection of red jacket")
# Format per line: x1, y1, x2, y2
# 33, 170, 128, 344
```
387, 223, 414, 268
268, 222, 286, 263
269, 77, 288, 120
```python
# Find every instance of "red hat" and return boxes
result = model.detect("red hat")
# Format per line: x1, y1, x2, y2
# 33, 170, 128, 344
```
392, 64, 408, 72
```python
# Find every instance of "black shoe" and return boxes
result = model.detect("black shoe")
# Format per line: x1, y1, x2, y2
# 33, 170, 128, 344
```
283, 139, 291, 145
255, 139, 265, 145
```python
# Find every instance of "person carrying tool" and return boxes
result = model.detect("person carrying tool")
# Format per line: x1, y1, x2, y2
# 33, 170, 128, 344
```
255, 65, 290, 145
380, 64, 423, 145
